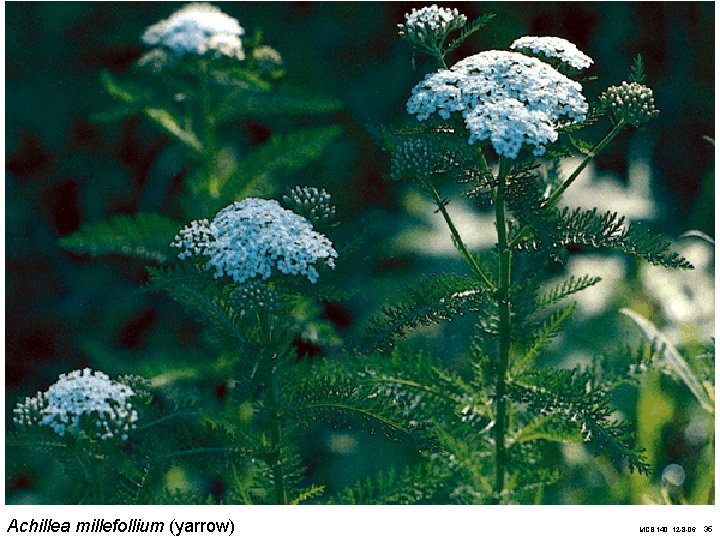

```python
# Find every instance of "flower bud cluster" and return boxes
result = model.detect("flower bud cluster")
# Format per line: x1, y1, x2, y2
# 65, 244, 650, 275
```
13, 369, 138, 441
510, 36, 593, 70
407, 48, 589, 158
398, 5, 467, 49
282, 186, 336, 224
389, 138, 460, 179
172, 198, 337, 284
252, 45, 283, 76
599, 81, 660, 125
142, 3, 245, 61
231, 281, 279, 311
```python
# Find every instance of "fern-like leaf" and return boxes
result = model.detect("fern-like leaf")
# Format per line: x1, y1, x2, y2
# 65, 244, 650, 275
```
216, 126, 342, 202
509, 367, 651, 474
285, 365, 412, 440
366, 273, 491, 351
331, 463, 441, 504
98, 71, 202, 154
59, 212, 182, 263
145, 264, 253, 349
512, 303, 576, 377
144, 107, 203, 154
535, 275, 601, 310
444, 13, 497, 54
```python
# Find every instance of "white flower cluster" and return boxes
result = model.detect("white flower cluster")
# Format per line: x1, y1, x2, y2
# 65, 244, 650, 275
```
407, 50, 589, 158
510, 36, 593, 70
172, 198, 337, 284
599, 81, 659, 125
13, 369, 138, 441
142, 3, 245, 60
398, 5, 466, 46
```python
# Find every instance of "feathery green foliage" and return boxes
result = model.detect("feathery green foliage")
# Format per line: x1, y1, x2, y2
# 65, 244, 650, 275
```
331, 463, 442, 504
366, 273, 491, 351
215, 126, 342, 203
59, 212, 182, 263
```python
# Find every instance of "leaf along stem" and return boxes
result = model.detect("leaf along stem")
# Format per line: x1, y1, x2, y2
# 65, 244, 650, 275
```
543, 120, 626, 208
425, 180, 496, 291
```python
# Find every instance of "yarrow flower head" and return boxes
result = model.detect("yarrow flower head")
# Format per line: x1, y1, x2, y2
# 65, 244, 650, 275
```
510, 36, 593, 70
142, 3, 245, 60
599, 81, 660, 125
398, 5, 467, 49
13, 369, 138, 441
407, 50, 589, 158
172, 198, 337, 284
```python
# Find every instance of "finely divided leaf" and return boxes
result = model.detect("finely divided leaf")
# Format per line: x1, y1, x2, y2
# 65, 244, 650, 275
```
366, 273, 491, 351
59, 213, 182, 263
445, 13, 497, 54
510, 367, 651, 474
216, 126, 342, 202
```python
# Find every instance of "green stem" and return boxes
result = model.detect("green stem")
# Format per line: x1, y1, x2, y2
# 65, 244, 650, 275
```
543, 121, 626, 208
494, 156, 512, 502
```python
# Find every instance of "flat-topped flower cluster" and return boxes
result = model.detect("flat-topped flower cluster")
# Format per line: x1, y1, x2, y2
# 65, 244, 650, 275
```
13, 369, 138, 441
142, 2, 245, 60
172, 198, 337, 284
407, 48, 590, 158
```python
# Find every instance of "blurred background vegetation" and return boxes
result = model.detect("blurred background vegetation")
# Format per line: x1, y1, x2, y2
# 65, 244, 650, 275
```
5, 2, 714, 504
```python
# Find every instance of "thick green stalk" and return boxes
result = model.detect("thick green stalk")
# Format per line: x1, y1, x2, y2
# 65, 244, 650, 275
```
543, 121, 626, 208
494, 156, 512, 501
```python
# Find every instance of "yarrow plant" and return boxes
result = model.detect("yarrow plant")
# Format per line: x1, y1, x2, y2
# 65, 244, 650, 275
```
39, 2, 367, 505
599, 80, 659, 126
13, 369, 138, 441
362, 5, 695, 503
